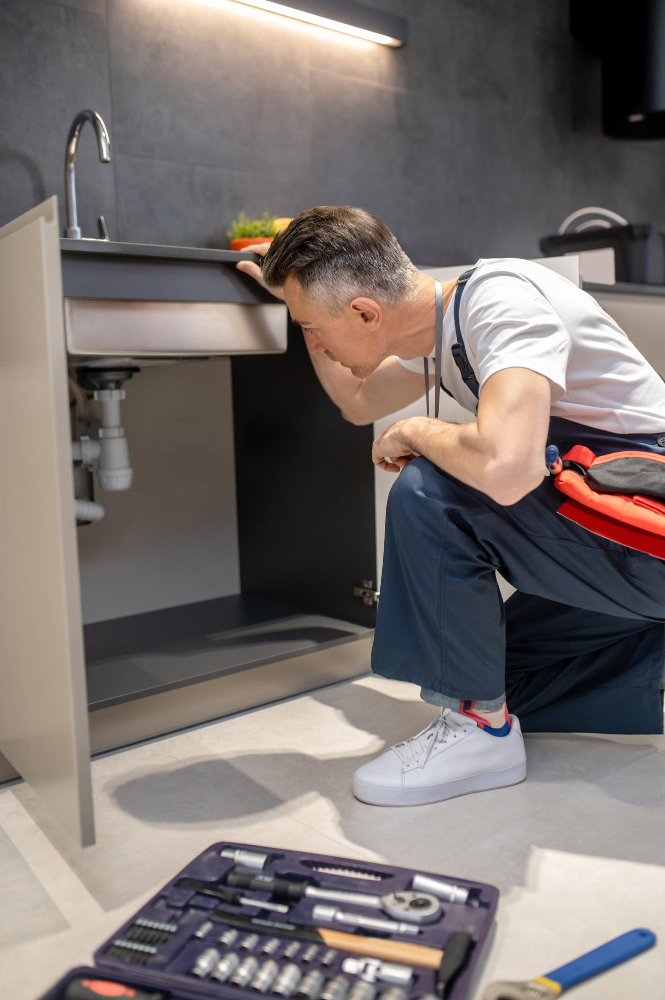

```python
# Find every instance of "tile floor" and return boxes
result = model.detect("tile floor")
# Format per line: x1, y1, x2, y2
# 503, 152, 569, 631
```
1, 674, 664, 999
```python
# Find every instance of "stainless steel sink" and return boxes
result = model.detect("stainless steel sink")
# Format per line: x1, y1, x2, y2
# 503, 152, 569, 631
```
60, 238, 287, 368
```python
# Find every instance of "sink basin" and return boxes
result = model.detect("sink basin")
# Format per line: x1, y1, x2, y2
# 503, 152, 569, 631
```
60, 238, 287, 368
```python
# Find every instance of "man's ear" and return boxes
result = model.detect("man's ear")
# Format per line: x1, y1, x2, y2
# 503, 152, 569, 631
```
349, 297, 382, 329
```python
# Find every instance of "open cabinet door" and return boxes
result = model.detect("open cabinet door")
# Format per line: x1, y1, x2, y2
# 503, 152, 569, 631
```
0, 198, 94, 846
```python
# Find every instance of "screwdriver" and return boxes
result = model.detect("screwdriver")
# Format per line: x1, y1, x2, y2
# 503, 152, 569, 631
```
64, 980, 164, 1000
176, 877, 289, 913
226, 871, 370, 905
545, 444, 562, 474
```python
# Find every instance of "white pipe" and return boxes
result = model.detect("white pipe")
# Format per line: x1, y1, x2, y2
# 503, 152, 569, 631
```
71, 437, 101, 463
94, 387, 133, 491
558, 206, 628, 235
574, 219, 613, 232
74, 498, 105, 522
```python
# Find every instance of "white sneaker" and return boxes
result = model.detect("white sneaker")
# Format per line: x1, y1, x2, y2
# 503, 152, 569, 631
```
353, 709, 526, 806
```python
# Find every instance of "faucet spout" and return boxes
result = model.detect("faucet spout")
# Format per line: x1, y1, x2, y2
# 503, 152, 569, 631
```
64, 109, 112, 239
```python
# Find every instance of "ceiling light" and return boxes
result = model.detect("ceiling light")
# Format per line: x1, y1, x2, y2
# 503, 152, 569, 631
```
229, 0, 407, 47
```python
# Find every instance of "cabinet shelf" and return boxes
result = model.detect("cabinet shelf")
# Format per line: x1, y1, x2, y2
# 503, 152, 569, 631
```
84, 594, 371, 712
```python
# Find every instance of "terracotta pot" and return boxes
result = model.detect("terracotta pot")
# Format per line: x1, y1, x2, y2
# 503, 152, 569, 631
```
231, 236, 274, 252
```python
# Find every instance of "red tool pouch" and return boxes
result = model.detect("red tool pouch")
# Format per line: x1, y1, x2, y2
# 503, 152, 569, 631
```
552, 446, 665, 559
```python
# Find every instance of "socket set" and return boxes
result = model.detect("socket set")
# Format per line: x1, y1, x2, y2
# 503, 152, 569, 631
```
39, 842, 498, 1000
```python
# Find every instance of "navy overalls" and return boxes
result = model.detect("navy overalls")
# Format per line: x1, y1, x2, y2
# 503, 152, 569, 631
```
372, 273, 665, 734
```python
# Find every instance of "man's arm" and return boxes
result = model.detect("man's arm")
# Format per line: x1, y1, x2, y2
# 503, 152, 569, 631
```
372, 367, 550, 506
312, 354, 432, 424
236, 244, 430, 423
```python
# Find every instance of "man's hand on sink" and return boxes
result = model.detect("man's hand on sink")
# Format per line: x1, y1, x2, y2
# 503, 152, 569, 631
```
236, 243, 285, 301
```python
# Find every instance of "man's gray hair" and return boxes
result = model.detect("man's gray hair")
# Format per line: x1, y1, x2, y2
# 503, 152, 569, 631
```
261, 206, 419, 314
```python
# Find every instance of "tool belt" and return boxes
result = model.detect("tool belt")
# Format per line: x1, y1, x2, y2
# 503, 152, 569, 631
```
433, 268, 665, 559
552, 446, 665, 559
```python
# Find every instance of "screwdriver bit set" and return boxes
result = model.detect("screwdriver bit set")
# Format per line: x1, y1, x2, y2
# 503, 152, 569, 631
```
40, 841, 498, 1000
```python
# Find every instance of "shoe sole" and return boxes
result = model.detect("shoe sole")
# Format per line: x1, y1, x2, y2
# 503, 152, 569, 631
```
353, 760, 527, 807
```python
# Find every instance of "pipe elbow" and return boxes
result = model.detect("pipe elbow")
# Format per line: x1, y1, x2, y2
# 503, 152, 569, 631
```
75, 498, 105, 523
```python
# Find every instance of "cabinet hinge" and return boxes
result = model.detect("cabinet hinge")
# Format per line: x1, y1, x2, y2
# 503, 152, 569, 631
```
353, 580, 380, 606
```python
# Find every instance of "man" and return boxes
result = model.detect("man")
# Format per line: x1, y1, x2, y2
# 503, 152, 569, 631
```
238, 205, 665, 807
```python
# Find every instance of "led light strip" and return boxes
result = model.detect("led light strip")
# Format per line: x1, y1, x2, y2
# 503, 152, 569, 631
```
230, 0, 405, 47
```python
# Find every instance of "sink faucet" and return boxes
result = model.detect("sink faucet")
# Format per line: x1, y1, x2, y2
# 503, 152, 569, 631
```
64, 109, 111, 239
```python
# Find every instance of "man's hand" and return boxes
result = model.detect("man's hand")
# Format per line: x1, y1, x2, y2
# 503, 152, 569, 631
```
372, 417, 425, 473
235, 243, 285, 301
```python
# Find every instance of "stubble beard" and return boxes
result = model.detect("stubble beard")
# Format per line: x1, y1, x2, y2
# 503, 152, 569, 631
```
348, 361, 381, 379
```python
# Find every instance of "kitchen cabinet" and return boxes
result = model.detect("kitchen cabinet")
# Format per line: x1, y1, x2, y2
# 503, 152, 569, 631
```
0, 200, 375, 847
584, 281, 665, 374
0, 199, 94, 844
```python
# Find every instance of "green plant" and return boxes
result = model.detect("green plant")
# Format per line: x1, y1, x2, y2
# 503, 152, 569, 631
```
227, 212, 276, 239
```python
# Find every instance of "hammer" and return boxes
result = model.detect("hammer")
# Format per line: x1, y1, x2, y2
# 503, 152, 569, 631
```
208, 907, 472, 996
483, 928, 656, 999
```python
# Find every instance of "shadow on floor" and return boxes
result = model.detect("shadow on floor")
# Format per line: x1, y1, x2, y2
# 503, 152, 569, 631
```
7, 682, 663, 913
110, 682, 665, 879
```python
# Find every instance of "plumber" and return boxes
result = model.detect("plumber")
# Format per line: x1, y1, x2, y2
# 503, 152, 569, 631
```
237, 206, 665, 807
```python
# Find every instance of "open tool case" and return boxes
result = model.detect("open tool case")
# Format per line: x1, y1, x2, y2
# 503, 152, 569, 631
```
41, 842, 498, 1000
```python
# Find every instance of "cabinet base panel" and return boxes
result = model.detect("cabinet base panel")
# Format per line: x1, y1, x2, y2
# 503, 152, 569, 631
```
0, 594, 372, 782
88, 633, 372, 755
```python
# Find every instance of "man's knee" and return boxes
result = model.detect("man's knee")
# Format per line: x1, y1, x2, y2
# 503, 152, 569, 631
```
388, 457, 430, 505
387, 458, 457, 522
389, 457, 458, 505
387, 459, 489, 534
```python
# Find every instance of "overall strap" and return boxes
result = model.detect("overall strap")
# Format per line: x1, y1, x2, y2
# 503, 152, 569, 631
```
423, 357, 455, 416
424, 280, 445, 418
434, 279, 444, 418
452, 268, 480, 400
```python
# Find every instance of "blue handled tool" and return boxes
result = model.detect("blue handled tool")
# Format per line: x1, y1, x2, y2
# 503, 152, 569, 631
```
545, 444, 563, 475
483, 928, 656, 999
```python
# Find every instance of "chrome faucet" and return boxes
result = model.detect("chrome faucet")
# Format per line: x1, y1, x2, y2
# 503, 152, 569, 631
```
64, 109, 111, 239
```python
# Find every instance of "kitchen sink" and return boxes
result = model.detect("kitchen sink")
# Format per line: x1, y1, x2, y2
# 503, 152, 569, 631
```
61, 238, 287, 368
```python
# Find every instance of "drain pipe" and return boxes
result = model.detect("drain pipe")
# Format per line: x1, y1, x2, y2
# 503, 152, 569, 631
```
74, 498, 105, 522
93, 386, 134, 491
71, 369, 136, 523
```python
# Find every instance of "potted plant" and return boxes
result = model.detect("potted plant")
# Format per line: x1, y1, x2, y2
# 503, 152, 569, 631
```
228, 212, 292, 252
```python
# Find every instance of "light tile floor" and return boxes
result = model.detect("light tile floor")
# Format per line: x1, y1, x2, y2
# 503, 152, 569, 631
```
1, 674, 664, 999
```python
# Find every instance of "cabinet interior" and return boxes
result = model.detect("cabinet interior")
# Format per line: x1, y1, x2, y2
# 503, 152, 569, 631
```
81, 321, 377, 740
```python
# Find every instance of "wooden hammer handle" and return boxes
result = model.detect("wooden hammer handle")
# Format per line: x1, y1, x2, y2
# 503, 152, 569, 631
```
319, 929, 442, 969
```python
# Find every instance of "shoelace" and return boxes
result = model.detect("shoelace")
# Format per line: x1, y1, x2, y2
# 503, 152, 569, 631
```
392, 709, 460, 769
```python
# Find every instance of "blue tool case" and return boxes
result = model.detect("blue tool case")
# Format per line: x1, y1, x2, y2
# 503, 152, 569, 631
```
39, 842, 499, 1000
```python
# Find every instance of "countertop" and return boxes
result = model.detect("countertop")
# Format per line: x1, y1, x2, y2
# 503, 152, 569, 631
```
60, 237, 256, 263
59, 237, 275, 304
584, 280, 665, 297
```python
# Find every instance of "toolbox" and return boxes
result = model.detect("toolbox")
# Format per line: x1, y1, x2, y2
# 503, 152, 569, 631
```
40, 842, 499, 1000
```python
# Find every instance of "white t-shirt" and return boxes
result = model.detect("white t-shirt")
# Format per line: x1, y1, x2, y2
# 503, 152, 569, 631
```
397, 257, 665, 435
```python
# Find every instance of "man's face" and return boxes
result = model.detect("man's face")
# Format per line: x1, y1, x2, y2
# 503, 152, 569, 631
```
284, 276, 388, 379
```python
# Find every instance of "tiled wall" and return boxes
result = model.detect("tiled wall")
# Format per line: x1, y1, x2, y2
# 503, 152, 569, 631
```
4, 0, 665, 623
3, 0, 665, 264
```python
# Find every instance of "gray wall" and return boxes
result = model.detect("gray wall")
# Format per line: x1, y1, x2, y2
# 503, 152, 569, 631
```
4, 0, 665, 624
3, 0, 665, 262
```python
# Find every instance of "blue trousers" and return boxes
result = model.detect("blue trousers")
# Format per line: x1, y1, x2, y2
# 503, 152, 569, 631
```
372, 417, 665, 734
